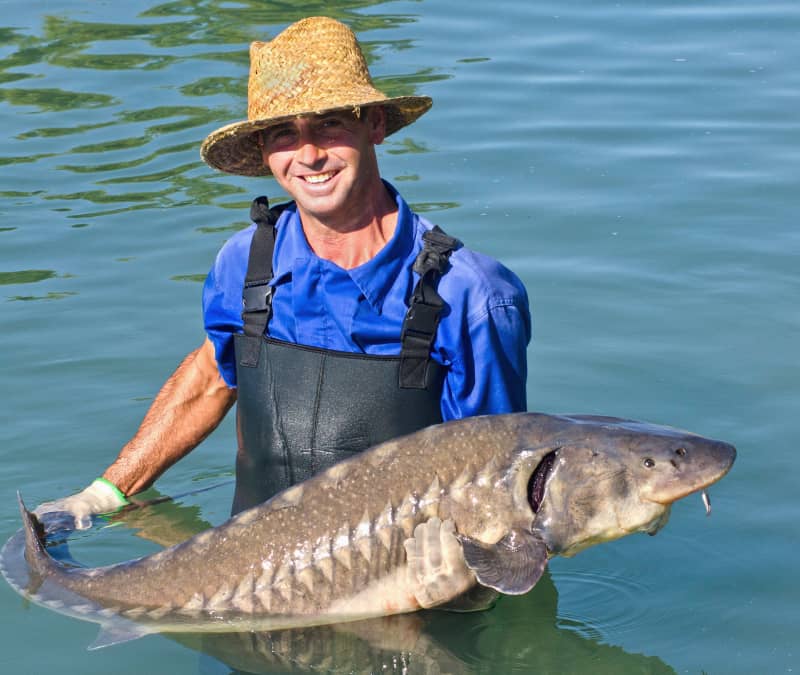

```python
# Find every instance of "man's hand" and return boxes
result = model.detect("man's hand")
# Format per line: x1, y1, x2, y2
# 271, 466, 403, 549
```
404, 517, 476, 609
32, 339, 234, 535
34, 478, 128, 531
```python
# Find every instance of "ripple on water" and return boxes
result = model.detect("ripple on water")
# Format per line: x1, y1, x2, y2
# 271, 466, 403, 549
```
553, 568, 664, 643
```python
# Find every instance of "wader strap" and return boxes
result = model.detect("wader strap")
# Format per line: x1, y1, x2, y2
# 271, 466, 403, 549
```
399, 226, 461, 389
239, 196, 291, 368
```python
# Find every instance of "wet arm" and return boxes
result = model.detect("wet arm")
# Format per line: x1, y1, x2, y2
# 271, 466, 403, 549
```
103, 337, 236, 497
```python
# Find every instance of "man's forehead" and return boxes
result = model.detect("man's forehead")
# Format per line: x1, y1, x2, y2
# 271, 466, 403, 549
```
268, 110, 361, 130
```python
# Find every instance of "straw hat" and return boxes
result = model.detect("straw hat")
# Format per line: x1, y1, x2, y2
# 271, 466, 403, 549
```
200, 16, 432, 176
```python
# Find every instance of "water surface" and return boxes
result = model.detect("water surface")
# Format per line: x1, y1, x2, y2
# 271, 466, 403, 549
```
1, 1, 798, 673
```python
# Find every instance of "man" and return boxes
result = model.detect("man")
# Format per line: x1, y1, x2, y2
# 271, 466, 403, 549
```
36, 17, 530, 525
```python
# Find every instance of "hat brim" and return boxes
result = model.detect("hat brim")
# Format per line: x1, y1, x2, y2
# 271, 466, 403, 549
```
200, 95, 432, 177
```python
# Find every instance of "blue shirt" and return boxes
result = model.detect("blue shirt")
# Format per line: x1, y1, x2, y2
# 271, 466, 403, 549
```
203, 183, 531, 420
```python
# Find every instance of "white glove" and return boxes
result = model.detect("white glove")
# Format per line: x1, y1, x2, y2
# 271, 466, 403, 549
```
34, 478, 128, 530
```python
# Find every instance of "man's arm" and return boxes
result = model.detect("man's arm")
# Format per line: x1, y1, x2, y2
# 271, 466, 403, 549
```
104, 337, 236, 495
36, 338, 236, 528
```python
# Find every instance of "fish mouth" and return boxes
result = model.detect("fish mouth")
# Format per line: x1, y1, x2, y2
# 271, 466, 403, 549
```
642, 463, 735, 508
527, 450, 558, 513
643, 505, 672, 536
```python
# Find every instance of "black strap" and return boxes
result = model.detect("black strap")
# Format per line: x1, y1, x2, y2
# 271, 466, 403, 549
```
239, 202, 459, 381
239, 196, 290, 368
399, 226, 461, 389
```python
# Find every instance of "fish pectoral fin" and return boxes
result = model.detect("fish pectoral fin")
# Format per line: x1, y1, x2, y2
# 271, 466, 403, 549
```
89, 620, 152, 650
458, 529, 548, 595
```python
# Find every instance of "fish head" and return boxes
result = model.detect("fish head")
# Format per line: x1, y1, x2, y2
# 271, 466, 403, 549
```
525, 415, 736, 558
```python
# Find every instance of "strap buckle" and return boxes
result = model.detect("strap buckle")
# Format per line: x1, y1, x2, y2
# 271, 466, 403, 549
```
400, 300, 442, 345
413, 228, 460, 276
242, 282, 274, 313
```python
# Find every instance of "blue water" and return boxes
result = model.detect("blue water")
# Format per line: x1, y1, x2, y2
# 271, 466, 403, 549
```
1, 1, 798, 672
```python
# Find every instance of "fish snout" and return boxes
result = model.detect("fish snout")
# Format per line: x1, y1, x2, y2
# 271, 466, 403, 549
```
640, 438, 736, 505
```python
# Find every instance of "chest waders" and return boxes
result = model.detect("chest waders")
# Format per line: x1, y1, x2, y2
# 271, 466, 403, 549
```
231, 196, 460, 514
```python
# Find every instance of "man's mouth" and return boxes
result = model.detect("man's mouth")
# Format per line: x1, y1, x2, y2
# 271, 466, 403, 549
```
301, 171, 337, 184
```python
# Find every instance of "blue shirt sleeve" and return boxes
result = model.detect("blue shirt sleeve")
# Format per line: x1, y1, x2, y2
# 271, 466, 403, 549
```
442, 300, 530, 419
435, 249, 532, 420
202, 226, 254, 388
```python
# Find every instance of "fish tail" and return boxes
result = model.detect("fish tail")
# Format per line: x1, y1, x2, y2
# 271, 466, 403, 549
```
17, 492, 59, 579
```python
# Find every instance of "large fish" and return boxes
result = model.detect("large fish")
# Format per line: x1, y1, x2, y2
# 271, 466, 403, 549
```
1, 413, 735, 648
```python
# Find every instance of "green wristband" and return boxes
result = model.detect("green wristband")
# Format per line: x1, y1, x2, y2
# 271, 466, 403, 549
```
93, 477, 129, 505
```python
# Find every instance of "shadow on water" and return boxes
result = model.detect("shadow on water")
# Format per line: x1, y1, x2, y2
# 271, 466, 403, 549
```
92, 493, 674, 674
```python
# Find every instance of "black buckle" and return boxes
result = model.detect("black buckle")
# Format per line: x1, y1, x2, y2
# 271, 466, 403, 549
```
413, 228, 459, 275
242, 282, 273, 313
400, 301, 440, 343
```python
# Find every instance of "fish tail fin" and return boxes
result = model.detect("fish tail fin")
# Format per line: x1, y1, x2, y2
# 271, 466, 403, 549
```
17, 491, 59, 579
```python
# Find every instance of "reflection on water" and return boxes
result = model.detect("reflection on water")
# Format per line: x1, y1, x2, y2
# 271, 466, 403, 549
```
0, 270, 58, 285
183, 614, 467, 675
0, 0, 448, 223
0, 270, 77, 301
178, 582, 675, 674
8, 291, 77, 302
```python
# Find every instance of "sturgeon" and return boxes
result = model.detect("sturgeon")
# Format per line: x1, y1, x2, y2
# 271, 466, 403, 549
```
0, 412, 735, 647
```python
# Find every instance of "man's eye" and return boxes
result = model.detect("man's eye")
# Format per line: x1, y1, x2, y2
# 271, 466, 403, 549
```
319, 118, 345, 131
266, 129, 297, 148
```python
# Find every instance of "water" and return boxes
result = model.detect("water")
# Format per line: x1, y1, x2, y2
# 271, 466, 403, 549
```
1, 0, 797, 672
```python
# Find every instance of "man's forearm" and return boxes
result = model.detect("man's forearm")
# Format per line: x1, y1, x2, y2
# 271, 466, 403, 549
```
103, 338, 236, 496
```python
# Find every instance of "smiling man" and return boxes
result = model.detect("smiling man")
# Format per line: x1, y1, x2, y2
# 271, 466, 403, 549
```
36, 17, 531, 523
259, 109, 397, 267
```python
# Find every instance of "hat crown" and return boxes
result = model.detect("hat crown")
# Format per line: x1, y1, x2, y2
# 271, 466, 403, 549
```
247, 17, 385, 121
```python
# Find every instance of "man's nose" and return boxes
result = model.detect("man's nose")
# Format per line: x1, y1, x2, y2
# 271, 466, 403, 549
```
295, 132, 326, 165
298, 143, 325, 165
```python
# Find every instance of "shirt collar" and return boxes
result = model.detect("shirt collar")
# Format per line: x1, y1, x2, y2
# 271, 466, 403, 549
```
349, 181, 415, 313
270, 181, 416, 314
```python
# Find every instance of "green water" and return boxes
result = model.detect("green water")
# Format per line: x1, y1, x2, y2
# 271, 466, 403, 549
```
1, 1, 797, 673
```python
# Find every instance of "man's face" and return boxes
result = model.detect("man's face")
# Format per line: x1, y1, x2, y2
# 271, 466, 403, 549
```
259, 108, 387, 226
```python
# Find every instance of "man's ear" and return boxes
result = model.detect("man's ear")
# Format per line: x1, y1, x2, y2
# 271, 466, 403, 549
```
366, 106, 387, 145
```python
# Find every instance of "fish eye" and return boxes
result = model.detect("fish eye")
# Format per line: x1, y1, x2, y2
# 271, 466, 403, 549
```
675, 447, 687, 457
643, 458, 656, 469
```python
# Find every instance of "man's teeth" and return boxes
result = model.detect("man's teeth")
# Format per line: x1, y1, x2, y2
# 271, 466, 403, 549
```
303, 172, 335, 184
